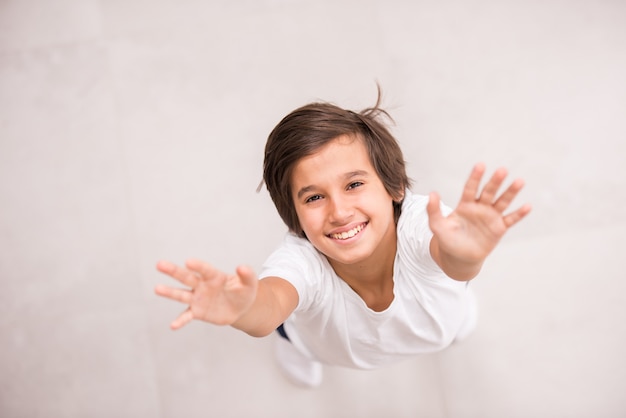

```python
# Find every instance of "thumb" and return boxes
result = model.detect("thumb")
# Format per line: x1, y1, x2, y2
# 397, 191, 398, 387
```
235, 265, 257, 287
427, 192, 444, 228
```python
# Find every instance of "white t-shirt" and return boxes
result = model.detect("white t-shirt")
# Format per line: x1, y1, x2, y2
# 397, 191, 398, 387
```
260, 191, 476, 370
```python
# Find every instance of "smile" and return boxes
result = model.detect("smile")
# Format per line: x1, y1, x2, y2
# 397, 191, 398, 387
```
328, 222, 367, 240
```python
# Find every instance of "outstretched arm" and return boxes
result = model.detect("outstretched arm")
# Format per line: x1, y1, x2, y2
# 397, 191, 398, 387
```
427, 163, 531, 281
155, 259, 298, 337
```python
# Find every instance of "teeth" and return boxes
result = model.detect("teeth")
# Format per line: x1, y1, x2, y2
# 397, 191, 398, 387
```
330, 224, 365, 240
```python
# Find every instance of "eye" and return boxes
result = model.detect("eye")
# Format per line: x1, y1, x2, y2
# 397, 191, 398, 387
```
305, 194, 322, 203
347, 181, 363, 190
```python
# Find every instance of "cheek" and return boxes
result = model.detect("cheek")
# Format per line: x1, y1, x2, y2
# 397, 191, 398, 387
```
296, 208, 324, 235
296, 210, 313, 231
373, 197, 397, 222
293, 206, 309, 232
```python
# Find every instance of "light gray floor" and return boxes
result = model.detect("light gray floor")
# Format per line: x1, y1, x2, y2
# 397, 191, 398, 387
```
1, 1, 625, 417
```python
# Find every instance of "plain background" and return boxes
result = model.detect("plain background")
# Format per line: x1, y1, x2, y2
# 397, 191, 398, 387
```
1, 1, 625, 417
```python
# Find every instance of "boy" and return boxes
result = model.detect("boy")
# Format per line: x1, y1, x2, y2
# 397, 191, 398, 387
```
155, 96, 531, 387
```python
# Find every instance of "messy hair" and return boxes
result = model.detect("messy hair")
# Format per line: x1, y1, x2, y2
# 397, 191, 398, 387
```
262, 89, 411, 237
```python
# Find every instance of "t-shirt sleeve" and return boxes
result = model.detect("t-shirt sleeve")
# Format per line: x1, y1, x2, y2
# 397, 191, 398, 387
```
258, 234, 324, 313
397, 194, 453, 281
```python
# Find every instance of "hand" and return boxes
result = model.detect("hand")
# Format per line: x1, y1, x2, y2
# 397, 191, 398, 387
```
427, 163, 531, 271
154, 259, 258, 330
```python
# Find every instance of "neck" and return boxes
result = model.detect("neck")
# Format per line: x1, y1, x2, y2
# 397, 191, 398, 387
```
329, 234, 397, 312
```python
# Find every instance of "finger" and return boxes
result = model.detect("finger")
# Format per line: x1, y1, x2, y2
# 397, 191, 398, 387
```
460, 163, 486, 203
503, 204, 532, 228
185, 258, 222, 285
235, 265, 258, 288
170, 308, 194, 330
493, 178, 525, 212
154, 284, 193, 305
156, 260, 199, 288
478, 167, 507, 204
426, 192, 444, 230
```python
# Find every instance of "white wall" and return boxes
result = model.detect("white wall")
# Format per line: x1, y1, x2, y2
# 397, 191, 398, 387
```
1, 1, 625, 417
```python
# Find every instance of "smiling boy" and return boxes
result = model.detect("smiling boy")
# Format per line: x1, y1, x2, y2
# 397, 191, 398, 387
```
291, 134, 399, 311
155, 96, 531, 387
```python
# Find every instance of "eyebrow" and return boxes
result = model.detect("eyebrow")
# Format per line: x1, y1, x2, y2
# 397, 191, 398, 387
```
296, 170, 370, 199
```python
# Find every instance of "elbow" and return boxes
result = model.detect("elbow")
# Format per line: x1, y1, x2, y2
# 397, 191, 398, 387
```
235, 324, 277, 338
442, 263, 482, 282
245, 329, 274, 338
449, 274, 477, 282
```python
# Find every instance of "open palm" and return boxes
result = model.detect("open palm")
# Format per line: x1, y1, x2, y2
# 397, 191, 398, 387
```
428, 163, 531, 266
155, 259, 258, 330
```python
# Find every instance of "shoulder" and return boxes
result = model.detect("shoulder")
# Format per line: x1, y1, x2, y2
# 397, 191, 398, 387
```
263, 233, 323, 267
259, 233, 332, 310
398, 190, 452, 235
397, 191, 431, 235
395, 190, 449, 276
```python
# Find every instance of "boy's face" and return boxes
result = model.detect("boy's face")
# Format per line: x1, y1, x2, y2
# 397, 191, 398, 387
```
291, 135, 398, 268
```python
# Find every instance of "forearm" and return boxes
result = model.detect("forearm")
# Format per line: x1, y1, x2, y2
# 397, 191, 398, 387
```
429, 236, 483, 282
231, 277, 297, 338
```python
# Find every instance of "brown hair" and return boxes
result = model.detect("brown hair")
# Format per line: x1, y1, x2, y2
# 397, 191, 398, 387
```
262, 91, 411, 237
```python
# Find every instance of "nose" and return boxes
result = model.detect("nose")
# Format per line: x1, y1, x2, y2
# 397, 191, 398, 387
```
328, 195, 353, 224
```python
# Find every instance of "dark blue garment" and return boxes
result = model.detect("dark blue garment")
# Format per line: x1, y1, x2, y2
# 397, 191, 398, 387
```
276, 324, 290, 341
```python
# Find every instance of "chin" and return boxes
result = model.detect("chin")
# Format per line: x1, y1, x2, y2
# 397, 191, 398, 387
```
324, 250, 372, 267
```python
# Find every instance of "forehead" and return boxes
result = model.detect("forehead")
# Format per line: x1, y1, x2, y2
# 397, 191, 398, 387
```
290, 134, 374, 185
